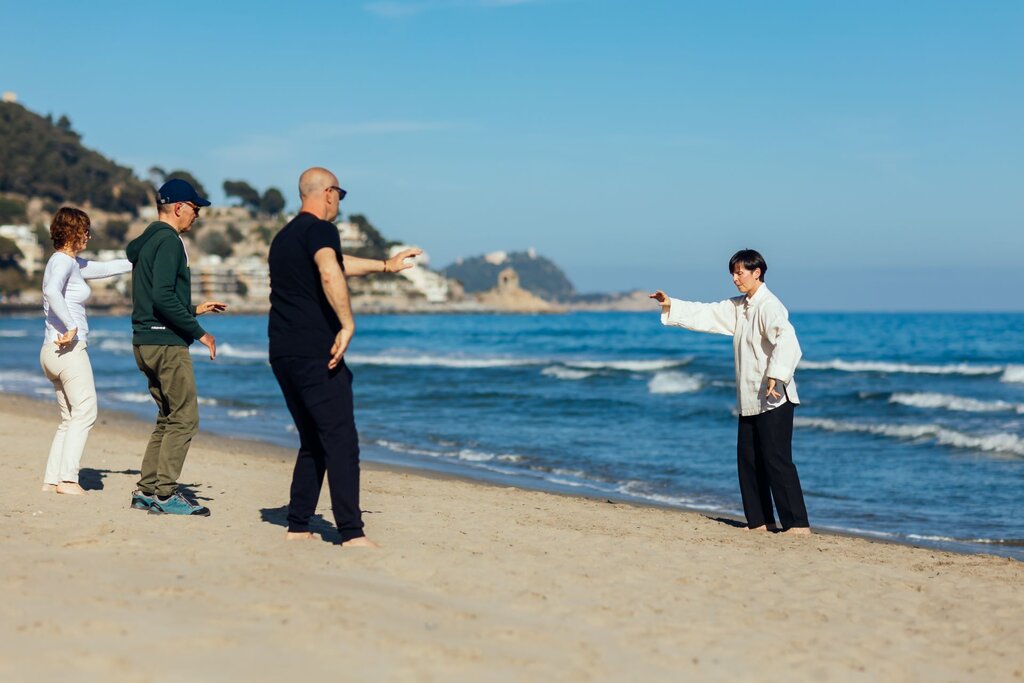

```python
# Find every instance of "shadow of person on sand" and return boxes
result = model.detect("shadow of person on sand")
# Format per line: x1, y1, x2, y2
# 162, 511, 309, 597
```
705, 515, 784, 532
259, 505, 346, 544
79, 468, 140, 491
176, 483, 213, 503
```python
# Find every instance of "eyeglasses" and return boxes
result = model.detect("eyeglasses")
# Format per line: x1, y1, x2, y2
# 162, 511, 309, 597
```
183, 202, 201, 215
327, 186, 347, 201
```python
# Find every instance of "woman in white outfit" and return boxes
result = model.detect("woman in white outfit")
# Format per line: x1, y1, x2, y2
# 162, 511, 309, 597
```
40, 207, 132, 494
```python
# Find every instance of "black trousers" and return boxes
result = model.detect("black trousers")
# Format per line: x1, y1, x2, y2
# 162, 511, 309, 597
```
736, 401, 809, 530
271, 356, 364, 541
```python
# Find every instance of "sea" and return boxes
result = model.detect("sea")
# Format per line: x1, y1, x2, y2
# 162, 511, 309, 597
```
1, 311, 1022, 560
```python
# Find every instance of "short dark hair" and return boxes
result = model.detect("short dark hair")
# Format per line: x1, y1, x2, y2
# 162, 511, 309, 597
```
50, 207, 90, 250
729, 249, 766, 282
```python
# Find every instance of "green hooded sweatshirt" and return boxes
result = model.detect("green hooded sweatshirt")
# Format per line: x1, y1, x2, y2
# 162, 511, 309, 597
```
127, 221, 206, 346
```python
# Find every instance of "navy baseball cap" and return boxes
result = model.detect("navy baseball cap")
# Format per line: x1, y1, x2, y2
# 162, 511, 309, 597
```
157, 178, 211, 207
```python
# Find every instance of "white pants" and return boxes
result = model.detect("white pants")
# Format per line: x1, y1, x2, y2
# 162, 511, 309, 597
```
39, 341, 97, 484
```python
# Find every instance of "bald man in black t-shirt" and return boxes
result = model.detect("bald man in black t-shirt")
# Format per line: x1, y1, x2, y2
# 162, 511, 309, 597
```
268, 167, 420, 547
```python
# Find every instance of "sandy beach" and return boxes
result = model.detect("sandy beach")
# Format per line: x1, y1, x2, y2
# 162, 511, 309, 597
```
1, 392, 1021, 682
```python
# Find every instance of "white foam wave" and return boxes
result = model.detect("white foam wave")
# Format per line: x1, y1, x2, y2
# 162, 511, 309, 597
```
227, 409, 260, 418
1002, 365, 1024, 384
0, 330, 29, 337
541, 366, 595, 381
189, 343, 266, 360
374, 439, 526, 464
889, 392, 1024, 414
795, 417, 1024, 457
0, 369, 48, 384
800, 359, 1004, 376
347, 353, 538, 369
564, 358, 690, 372
648, 371, 702, 395
109, 391, 218, 406
97, 339, 133, 354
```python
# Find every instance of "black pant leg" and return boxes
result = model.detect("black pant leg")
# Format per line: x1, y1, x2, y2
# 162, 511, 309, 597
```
295, 360, 364, 542
751, 420, 777, 526
736, 416, 771, 528
272, 358, 328, 533
754, 402, 809, 529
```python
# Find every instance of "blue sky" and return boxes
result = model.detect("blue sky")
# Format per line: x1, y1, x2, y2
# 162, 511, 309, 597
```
2, 0, 1022, 308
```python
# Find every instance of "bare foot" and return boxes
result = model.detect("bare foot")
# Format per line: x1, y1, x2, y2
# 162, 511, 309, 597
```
341, 536, 379, 548
56, 482, 86, 495
783, 527, 812, 535
41, 483, 58, 493
744, 525, 769, 532
285, 531, 315, 541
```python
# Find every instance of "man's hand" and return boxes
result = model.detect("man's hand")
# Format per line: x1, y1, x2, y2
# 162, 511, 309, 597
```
649, 290, 671, 308
328, 327, 354, 370
386, 248, 423, 274
55, 327, 77, 349
197, 301, 227, 315
767, 378, 783, 401
198, 333, 217, 360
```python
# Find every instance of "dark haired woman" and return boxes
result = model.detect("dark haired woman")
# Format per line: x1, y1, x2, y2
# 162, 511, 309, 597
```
651, 249, 810, 534
39, 207, 131, 494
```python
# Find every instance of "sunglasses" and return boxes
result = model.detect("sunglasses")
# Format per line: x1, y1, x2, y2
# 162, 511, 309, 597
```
328, 186, 347, 201
183, 202, 201, 215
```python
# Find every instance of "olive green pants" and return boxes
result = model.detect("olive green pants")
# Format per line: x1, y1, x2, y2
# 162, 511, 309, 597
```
133, 345, 199, 497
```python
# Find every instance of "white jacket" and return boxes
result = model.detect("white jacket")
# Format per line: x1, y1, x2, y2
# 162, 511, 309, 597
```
661, 284, 801, 416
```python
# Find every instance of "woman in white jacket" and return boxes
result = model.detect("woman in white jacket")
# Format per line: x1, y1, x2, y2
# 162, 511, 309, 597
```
651, 249, 810, 534
39, 207, 132, 494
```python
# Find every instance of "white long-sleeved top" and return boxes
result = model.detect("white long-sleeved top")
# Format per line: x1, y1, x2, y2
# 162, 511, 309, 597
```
661, 284, 802, 416
42, 252, 132, 344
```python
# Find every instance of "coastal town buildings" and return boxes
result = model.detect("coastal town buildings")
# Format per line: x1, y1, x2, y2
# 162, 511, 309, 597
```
0, 224, 43, 276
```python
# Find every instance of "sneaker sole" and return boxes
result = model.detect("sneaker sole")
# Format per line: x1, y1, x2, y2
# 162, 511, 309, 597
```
147, 505, 211, 517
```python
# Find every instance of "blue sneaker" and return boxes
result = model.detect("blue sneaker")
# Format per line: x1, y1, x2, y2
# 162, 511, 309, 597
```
148, 491, 211, 517
130, 489, 157, 511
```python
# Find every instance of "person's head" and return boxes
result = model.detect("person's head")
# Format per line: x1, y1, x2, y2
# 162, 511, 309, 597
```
156, 178, 210, 233
729, 249, 766, 296
298, 167, 346, 222
50, 207, 91, 253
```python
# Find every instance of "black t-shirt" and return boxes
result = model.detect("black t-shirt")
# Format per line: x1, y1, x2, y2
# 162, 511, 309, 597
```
268, 212, 345, 360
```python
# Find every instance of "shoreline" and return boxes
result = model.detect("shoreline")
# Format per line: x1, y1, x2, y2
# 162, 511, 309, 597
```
2, 391, 1013, 562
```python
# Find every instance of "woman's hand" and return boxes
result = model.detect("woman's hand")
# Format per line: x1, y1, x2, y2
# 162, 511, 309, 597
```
55, 327, 77, 349
197, 301, 228, 315
767, 378, 783, 401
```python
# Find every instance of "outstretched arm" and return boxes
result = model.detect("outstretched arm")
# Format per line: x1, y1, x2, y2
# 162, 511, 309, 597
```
650, 290, 737, 336
77, 257, 132, 280
342, 248, 423, 277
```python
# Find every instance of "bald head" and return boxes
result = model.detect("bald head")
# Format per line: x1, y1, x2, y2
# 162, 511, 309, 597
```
299, 167, 337, 199
297, 166, 343, 221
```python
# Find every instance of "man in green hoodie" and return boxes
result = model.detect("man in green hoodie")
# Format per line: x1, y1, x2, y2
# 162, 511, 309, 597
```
126, 178, 226, 516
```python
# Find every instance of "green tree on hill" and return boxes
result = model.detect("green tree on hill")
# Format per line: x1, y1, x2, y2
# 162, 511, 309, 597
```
0, 197, 27, 224
223, 180, 261, 212
260, 188, 286, 217
347, 213, 396, 260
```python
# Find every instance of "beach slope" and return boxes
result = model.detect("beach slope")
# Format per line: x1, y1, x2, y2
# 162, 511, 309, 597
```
1, 394, 1021, 681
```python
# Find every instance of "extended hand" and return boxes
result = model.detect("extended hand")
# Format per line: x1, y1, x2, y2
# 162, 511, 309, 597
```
199, 333, 217, 360
767, 378, 783, 401
197, 301, 228, 315
55, 327, 77, 349
328, 328, 354, 370
649, 290, 670, 307
386, 248, 423, 274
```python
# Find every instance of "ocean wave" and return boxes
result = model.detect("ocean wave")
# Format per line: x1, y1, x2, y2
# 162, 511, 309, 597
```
889, 392, 1024, 414
227, 409, 261, 418
541, 366, 595, 381
562, 358, 691, 372
614, 481, 723, 511
795, 416, 1024, 457
800, 359, 1004, 376
189, 343, 267, 361
0, 330, 29, 338
109, 391, 218, 406
373, 438, 526, 464
648, 371, 702, 395
1002, 365, 1024, 384
97, 339, 133, 354
0, 369, 48, 384
347, 353, 538, 369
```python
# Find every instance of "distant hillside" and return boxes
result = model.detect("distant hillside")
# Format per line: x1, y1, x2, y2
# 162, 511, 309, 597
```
441, 250, 575, 301
0, 101, 151, 214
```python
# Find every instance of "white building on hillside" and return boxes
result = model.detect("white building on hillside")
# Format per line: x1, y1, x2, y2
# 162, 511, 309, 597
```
337, 221, 367, 250
0, 224, 43, 275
